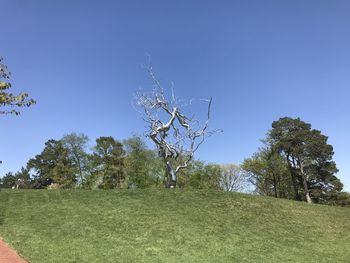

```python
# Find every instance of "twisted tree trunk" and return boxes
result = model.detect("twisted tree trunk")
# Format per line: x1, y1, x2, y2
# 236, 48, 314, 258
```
165, 161, 177, 188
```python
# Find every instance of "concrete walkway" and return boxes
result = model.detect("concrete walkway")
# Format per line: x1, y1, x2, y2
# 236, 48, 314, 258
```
0, 239, 27, 263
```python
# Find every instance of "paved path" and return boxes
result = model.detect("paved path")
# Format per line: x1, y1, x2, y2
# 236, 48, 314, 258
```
0, 239, 27, 263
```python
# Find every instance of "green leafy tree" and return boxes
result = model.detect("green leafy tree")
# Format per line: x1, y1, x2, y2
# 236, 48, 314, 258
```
269, 117, 342, 203
89, 136, 125, 189
0, 168, 31, 189
179, 160, 221, 190
0, 57, 35, 115
14, 167, 31, 189
198, 163, 222, 190
324, 191, 350, 207
124, 136, 163, 188
0, 172, 16, 188
242, 147, 293, 198
0, 57, 35, 164
27, 140, 76, 188
61, 132, 89, 186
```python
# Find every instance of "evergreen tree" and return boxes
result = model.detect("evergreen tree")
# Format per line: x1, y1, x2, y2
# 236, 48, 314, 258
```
90, 137, 125, 189
268, 117, 342, 203
27, 140, 76, 188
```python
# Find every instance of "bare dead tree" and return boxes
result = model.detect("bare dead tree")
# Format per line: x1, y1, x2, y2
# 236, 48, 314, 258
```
134, 65, 220, 188
220, 164, 250, 192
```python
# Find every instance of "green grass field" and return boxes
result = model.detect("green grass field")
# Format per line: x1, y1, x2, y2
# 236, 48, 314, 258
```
0, 189, 349, 262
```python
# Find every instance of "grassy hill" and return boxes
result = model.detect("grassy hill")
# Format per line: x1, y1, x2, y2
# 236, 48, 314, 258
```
0, 189, 349, 262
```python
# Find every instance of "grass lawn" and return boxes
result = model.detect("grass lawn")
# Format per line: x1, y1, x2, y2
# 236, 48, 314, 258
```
0, 189, 349, 262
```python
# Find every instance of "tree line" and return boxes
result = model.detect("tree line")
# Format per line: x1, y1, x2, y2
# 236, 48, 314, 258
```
0, 133, 248, 192
1, 124, 349, 206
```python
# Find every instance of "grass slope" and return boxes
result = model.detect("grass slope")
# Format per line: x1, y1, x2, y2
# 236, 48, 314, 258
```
0, 189, 349, 262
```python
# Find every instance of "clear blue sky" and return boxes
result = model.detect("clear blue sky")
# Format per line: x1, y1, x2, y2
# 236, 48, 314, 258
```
1, 0, 349, 191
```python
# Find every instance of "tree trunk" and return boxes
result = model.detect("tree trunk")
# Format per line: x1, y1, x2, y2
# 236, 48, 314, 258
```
165, 161, 177, 189
272, 174, 278, 198
77, 159, 84, 186
300, 163, 312, 204
286, 155, 301, 201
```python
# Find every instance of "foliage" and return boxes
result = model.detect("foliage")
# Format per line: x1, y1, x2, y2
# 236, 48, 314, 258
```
4, 134, 229, 191
219, 164, 250, 192
124, 135, 163, 188
243, 117, 345, 205
323, 191, 350, 207
0, 57, 35, 164
269, 117, 342, 203
89, 136, 125, 189
27, 139, 76, 188
0, 168, 31, 189
0, 57, 35, 115
13, 167, 31, 189
242, 147, 293, 198
0, 172, 17, 188
0, 189, 349, 262
61, 132, 89, 186
178, 161, 221, 190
